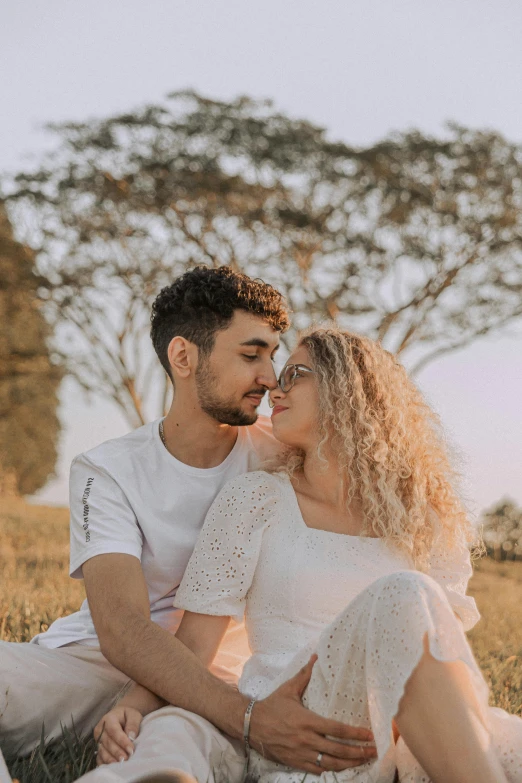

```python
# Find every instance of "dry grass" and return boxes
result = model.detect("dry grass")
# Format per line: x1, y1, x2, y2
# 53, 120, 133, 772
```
1, 500, 521, 781
1, 498, 85, 644
468, 557, 522, 714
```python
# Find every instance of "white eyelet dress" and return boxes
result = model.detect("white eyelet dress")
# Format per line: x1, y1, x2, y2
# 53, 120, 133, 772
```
175, 471, 522, 783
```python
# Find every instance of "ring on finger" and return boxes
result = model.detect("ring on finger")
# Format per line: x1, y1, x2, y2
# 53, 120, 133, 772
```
315, 752, 323, 767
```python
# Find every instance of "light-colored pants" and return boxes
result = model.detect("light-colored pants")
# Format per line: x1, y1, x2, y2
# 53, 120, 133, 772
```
0, 641, 130, 757
77, 707, 246, 783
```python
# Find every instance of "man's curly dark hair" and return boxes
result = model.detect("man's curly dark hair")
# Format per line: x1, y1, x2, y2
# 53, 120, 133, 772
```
150, 266, 290, 379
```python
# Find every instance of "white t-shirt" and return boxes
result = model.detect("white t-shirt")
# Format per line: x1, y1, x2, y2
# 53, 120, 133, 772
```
33, 417, 280, 682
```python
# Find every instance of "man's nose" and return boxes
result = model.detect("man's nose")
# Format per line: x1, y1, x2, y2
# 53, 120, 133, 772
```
258, 363, 279, 390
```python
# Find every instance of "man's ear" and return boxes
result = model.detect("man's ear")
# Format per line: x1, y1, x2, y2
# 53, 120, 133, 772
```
167, 337, 198, 380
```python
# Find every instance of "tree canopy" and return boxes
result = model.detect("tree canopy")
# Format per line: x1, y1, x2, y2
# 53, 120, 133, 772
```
4, 91, 522, 425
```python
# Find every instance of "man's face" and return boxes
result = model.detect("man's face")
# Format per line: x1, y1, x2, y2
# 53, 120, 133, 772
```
195, 310, 281, 425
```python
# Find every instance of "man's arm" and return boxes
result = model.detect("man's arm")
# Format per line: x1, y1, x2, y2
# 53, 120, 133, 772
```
93, 611, 232, 764
83, 554, 247, 733
84, 553, 376, 774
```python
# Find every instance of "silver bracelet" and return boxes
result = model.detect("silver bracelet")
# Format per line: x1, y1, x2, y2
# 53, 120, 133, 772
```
243, 697, 257, 755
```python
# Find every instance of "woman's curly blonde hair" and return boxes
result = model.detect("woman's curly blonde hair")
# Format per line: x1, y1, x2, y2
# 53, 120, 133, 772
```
274, 324, 475, 570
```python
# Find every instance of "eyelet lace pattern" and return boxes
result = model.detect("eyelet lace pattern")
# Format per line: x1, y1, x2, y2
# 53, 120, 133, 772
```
176, 471, 522, 782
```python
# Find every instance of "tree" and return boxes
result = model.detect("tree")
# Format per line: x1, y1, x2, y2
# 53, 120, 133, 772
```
3, 91, 522, 426
0, 202, 61, 496
481, 499, 522, 561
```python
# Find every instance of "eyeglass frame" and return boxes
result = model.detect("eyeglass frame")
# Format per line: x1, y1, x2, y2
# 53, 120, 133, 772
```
268, 363, 316, 408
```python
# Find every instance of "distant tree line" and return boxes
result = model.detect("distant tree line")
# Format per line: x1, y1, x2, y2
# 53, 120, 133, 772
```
481, 499, 522, 561
2, 90, 522, 492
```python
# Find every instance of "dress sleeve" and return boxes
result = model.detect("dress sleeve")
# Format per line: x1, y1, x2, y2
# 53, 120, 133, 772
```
175, 471, 279, 623
427, 524, 481, 632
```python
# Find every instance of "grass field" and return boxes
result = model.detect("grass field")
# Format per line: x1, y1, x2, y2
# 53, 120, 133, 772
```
1, 498, 522, 781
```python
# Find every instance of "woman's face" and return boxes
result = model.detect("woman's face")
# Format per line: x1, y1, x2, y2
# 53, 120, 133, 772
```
269, 344, 320, 451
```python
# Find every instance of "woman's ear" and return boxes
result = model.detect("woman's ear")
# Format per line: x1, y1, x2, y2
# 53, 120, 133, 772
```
167, 336, 197, 380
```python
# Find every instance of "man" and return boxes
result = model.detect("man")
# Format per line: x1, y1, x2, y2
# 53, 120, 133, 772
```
0, 266, 372, 781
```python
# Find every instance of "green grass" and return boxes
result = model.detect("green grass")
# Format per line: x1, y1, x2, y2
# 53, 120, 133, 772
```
5, 727, 97, 783
2, 499, 521, 782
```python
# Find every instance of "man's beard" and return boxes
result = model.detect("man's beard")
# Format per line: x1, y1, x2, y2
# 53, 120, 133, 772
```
195, 360, 260, 426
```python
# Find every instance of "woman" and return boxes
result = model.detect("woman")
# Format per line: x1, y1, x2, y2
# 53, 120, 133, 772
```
90, 327, 522, 783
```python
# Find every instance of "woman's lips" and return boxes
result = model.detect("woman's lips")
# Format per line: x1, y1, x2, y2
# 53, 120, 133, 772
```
271, 406, 288, 417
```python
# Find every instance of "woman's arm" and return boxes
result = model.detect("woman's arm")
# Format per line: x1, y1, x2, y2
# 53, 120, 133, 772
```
175, 611, 231, 667
94, 682, 163, 765
118, 682, 166, 714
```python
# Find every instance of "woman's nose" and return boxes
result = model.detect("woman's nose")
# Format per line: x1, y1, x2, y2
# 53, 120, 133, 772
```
268, 384, 286, 408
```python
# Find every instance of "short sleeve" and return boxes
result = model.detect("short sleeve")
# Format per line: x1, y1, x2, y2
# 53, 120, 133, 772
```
175, 471, 278, 623
427, 526, 481, 631
69, 454, 143, 578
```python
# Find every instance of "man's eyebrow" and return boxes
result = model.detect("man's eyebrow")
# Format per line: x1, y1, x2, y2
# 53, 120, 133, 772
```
239, 339, 280, 352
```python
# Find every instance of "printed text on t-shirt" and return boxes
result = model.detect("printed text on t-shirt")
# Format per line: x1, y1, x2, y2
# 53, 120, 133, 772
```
82, 477, 94, 541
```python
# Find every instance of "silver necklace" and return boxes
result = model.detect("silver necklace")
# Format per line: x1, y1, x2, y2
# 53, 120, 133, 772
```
159, 419, 167, 448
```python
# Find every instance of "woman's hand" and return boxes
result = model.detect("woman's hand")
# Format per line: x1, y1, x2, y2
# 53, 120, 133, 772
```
94, 705, 143, 765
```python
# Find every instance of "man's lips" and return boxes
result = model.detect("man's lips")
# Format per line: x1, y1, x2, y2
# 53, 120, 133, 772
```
245, 393, 264, 404
271, 406, 288, 417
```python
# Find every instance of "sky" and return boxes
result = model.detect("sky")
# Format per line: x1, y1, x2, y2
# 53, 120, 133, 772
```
1, 0, 521, 516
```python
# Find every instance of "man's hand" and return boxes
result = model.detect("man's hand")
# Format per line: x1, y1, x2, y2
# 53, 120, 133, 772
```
250, 655, 377, 774
94, 706, 143, 765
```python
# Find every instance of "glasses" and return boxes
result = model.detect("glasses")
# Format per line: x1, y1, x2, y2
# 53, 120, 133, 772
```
268, 364, 316, 408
